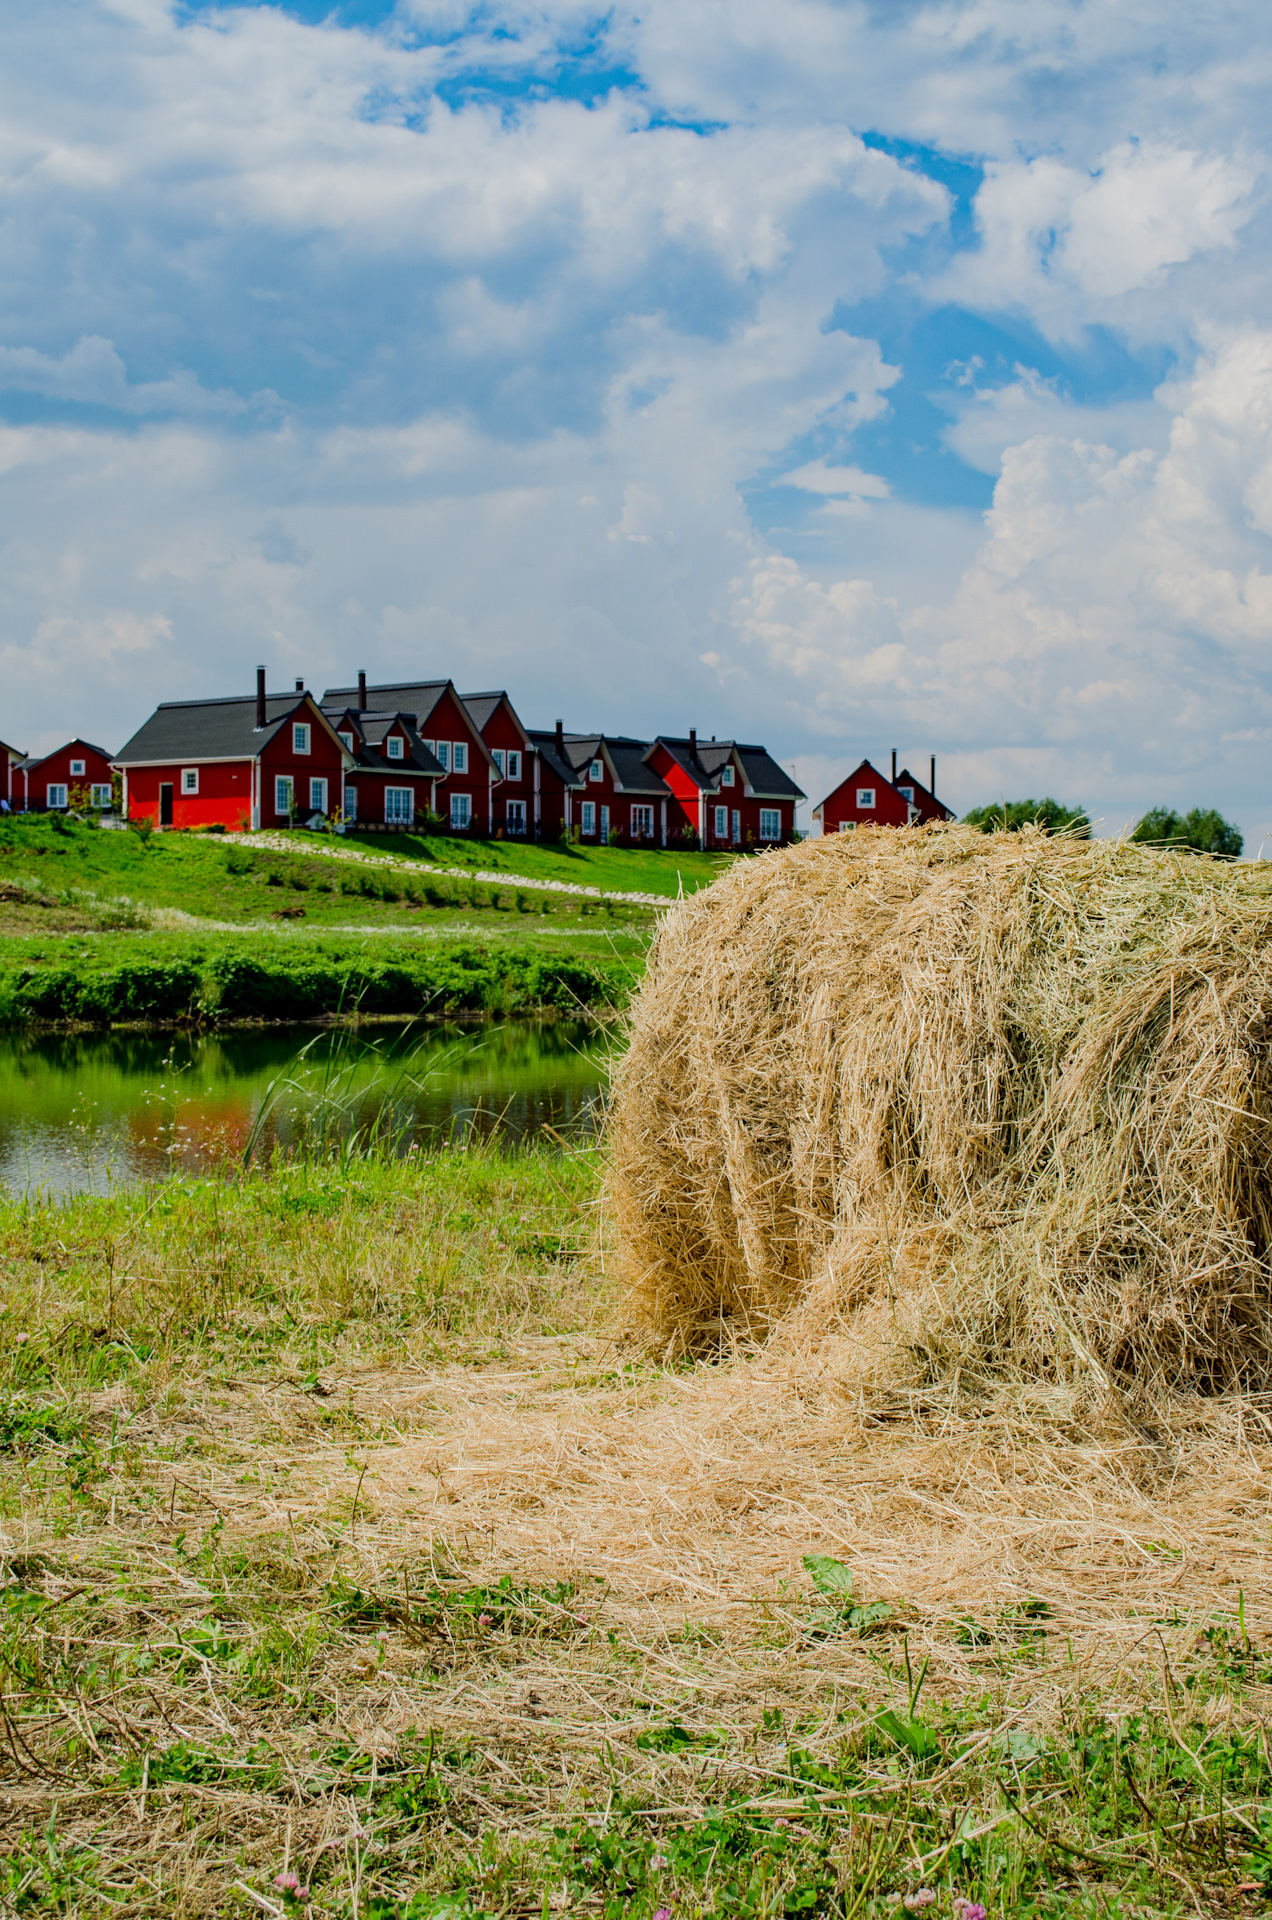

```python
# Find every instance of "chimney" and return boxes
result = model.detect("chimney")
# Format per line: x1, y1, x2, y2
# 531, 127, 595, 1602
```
357, 670, 367, 713
930, 755, 937, 798
295, 678, 304, 693
554, 719, 564, 759
689, 727, 697, 760
255, 666, 266, 729
891, 748, 897, 783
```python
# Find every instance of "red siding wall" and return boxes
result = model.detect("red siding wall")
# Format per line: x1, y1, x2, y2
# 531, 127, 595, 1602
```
420, 689, 491, 834
569, 751, 624, 843
125, 760, 255, 830
345, 771, 434, 826
259, 723, 344, 827
478, 703, 533, 838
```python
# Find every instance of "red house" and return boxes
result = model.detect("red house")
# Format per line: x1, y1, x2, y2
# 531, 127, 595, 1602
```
462, 691, 535, 837
646, 734, 804, 848
325, 700, 443, 829
546, 733, 671, 845
1, 738, 27, 811
894, 763, 954, 824
323, 677, 497, 835
525, 722, 585, 839
14, 739, 115, 813
115, 671, 348, 831
814, 755, 953, 834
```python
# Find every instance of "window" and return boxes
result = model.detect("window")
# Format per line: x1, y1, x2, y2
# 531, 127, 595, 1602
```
450, 791, 470, 829
491, 749, 505, 776
856, 787, 875, 809
714, 805, 728, 840
338, 731, 353, 751
506, 799, 526, 833
385, 787, 413, 825
275, 776, 294, 817
581, 800, 595, 836
898, 785, 914, 803
600, 804, 610, 844
436, 741, 450, 771
70, 758, 86, 777
721, 765, 734, 787
343, 785, 357, 821
46, 784, 68, 809
182, 768, 199, 794
589, 759, 603, 783
631, 804, 654, 839
309, 777, 327, 813
293, 723, 310, 754
759, 808, 780, 841
732, 809, 741, 844
386, 735, 403, 759
506, 750, 520, 781
422, 738, 435, 758
90, 784, 111, 808
453, 741, 467, 773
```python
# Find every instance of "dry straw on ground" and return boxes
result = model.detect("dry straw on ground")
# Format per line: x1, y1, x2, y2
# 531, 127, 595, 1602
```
608, 825, 1272, 1404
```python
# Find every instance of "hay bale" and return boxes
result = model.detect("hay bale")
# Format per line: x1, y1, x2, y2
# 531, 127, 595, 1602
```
607, 826, 1272, 1399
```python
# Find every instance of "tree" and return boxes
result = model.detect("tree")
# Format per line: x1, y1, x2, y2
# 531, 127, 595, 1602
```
962, 797, 1091, 838
1129, 806, 1242, 858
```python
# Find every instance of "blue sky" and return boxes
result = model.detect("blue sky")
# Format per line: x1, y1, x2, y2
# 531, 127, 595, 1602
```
3, 0, 1272, 841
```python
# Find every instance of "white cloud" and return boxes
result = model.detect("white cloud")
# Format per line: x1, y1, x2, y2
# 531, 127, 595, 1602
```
779, 459, 891, 498
0, 336, 252, 415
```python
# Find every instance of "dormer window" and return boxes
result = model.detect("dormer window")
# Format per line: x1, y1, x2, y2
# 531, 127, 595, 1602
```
721, 765, 734, 787
293, 723, 310, 755
898, 785, 914, 803
491, 749, 505, 776
589, 759, 603, 783
338, 731, 353, 752
387, 735, 403, 760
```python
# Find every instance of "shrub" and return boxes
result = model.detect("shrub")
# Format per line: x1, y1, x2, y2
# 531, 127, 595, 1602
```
1130, 806, 1243, 858
963, 798, 1090, 837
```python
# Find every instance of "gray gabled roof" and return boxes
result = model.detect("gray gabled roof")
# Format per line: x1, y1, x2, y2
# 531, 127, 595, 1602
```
1, 738, 27, 762
525, 729, 584, 787
21, 737, 115, 769
652, 736, 804, 802
895, 768, 954, 820
323, 679, 495, 769
329, 708, 444, 779
114, 693, 336, 765
555, 733, 669, 797
460, 691, 531, 749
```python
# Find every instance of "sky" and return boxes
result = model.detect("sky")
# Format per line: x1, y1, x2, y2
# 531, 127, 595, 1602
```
2, 0, 1272, 842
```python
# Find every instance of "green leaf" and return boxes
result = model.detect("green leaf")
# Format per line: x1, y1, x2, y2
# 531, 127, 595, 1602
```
874, 1709, 940, 1761
802, 1554, 854, 1597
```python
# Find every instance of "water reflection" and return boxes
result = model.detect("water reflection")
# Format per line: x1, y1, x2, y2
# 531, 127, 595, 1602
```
0, 1020, 609, 1198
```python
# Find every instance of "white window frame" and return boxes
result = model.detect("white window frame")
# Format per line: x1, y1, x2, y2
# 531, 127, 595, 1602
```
600, 804, 610, 844
436, 740, 450, 772
386, 734, 404, 760
90, 784, 112, 808
714, 805, 728, 840
450, 791, 471, 829
506, 799, 526, 832
275, 775, 294, 817
491, 748, 505, 776
898, 785, 914, 803
182, 768, 199, 794
581, 800, 596, 836
721, 764, 734, 787
385, 786, 413, 825
506, 750, 520, 780
338, 731, 353, 751
343, 784, 357, 821
70, 758, 86, 777
732, 808, 741, 844
453, 741, 467, 773
309, 777, 328, 813
759, 808, 781, 841
293, 723, 310, 754
856, 788, 875, 809
589, 759, 603, 783
47, 783, 68, 810
631, 804, 654, 838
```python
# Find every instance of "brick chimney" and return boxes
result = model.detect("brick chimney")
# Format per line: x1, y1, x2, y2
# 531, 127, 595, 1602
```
554, 718, 564, 758
255, 666, 266, 730
357, 670, 367, 713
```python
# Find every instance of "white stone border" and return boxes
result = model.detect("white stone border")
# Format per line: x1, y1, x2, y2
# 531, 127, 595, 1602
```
247, 832, 694, 908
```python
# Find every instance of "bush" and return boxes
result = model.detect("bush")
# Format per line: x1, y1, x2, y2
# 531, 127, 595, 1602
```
1130, 806, 1243, 859
963, 798, 1090, 838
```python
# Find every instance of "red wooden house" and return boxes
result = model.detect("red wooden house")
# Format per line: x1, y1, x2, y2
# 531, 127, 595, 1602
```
461, 691, 535, 838
14, 739, 115, 813
813, 759, 911, 832
324, 700, 443, 829
646, 734, 804, 848
524, 722, 585, 839
546, 733, 671, 845
323, 676, 496, 835
115, 671, 349, 831
893, 762, 953, 824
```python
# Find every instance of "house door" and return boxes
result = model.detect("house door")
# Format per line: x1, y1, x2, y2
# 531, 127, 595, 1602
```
159, 783, 173, 827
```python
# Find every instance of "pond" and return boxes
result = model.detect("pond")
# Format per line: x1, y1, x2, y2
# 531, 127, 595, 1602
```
0, 1018, 610, 1198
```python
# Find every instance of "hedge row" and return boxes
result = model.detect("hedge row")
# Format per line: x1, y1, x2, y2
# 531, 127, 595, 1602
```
0, 943, 624, 1028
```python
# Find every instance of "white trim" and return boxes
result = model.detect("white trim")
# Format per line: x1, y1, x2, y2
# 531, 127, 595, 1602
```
181, 767, 199, 794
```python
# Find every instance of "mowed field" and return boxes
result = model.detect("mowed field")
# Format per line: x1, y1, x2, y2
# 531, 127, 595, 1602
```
3, 1146, 1272, 1918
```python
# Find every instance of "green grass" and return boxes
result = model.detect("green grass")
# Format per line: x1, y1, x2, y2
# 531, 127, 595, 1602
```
2, 1148, 1271, 1916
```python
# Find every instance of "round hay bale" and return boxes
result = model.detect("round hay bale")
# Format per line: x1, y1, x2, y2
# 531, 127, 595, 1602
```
607, 825, 1272, 1398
